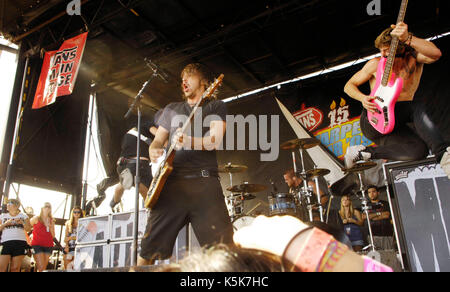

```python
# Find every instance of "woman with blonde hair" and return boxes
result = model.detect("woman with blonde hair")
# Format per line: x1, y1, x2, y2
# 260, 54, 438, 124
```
30, 202, 55, 272
339, 195, 364, 252
63, 206, 84, 270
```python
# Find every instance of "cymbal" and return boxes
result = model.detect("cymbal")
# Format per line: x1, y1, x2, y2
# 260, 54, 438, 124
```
227, 183, 268, 193
306, 168, 331, 178
281, 138, 321, 150
218, 163, 248, 173
342, 161, 378, 173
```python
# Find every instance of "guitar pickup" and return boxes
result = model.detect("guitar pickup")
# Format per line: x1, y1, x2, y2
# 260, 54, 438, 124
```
375, 96, 385, 103
371, 117, 378, 125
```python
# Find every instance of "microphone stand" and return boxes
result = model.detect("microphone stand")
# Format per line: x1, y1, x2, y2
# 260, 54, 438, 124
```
125, 62, 164, 267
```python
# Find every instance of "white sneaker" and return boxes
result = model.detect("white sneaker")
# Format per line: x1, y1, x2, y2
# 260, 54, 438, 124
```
440, 147, 450, 179
345, 145, 371, 169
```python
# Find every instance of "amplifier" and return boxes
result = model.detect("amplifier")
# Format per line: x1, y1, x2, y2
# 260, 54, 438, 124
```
384, 158, 450, 272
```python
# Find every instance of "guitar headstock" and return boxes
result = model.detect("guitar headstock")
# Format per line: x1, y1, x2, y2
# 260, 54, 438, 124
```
201, 74, 224, 102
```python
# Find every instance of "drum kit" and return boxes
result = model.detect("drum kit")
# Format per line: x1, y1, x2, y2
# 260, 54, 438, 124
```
219, 163, 265, 230
220, 138, 380, 252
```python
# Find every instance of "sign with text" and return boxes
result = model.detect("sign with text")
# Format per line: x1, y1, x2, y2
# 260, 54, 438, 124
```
32, 32, 88, 109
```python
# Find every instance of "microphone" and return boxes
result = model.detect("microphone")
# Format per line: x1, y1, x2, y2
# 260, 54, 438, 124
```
144, 58, 169, 83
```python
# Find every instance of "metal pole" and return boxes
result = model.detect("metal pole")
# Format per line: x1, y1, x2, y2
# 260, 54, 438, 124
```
55, 194, 69, 270
131, 106, 142, 267
314, 177, 324, 222
357, 172, 376, 252
2, 57, 29, 208
383, 164, 406, 270
81, 90, 95, 210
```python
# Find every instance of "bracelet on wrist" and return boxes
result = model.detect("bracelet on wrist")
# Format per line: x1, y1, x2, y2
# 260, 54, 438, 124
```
284, 227, 334, 272
316, 240, 349, 272
281, 227, 314, 272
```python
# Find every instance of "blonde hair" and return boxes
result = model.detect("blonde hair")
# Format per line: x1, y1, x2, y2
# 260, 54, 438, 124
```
339, 195, 355, 220
38, 202, 54, 225
65, 206, 84, 234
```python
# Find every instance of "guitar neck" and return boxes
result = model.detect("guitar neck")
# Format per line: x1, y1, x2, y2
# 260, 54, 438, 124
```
165, 99, 203, 158
381, 0, 408, 87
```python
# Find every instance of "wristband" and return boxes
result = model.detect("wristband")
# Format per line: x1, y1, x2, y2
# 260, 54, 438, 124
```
363, 256, 393, 272
316, 240, 349, 272
292, 227, 334, 272
281, 227, 314, 272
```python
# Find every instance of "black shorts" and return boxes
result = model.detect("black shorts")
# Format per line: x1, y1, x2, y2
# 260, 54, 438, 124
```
32, 246, 53, 255
0, 240, 29, 257
116, 160, 153, 187
140, 177, 234, 261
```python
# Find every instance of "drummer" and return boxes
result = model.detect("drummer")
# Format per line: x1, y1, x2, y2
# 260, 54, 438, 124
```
283, 169, 327, 204
283, 169, 328, 221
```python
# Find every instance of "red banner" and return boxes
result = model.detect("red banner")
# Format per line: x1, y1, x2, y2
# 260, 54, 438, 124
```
32, 32, 88, 109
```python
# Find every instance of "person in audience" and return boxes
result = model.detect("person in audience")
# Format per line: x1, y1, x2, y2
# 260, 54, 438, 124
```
0, 199, 32, 272
157, 215, 393, 272
339, 195, 365, 252
63, 206, 84, 270
362, 186, 395, 250
233, 215, 393, 272
156, 244, 284, 272
30, 202, 55, 272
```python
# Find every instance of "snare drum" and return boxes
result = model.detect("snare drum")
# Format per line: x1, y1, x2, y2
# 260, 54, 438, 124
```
268, 193, 297, 216
232, 215, 255, 231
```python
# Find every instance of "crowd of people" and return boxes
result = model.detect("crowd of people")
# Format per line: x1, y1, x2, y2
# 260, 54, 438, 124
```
0, 199, 84, 272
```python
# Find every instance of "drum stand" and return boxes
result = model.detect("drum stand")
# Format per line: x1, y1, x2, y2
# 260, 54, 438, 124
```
313, 175, 324, 222
298, 148, 315, 222
226, 169, 244, 221
356, 171, 376, 252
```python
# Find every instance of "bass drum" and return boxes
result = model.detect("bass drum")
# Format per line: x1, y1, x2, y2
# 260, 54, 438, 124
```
232, 216, 255, 231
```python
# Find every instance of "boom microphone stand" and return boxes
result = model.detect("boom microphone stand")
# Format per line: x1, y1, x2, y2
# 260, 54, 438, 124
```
125, 59, 168, 267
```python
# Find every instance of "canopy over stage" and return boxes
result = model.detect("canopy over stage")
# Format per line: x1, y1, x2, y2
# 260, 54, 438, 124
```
1, 1, 449, 209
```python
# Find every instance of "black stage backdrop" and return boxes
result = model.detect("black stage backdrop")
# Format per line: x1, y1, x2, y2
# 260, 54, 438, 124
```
10, 58, 91, 197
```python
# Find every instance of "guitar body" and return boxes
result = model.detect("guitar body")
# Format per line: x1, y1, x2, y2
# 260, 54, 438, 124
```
144, 151, 175, 209
367, 57, 404, 135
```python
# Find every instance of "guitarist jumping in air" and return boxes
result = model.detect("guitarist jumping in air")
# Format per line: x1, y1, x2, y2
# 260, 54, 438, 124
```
344, 22, 449, 178
137, 63, 233, 266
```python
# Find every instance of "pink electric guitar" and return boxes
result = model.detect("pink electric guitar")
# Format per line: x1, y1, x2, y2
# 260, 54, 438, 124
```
367, 0, 408, 134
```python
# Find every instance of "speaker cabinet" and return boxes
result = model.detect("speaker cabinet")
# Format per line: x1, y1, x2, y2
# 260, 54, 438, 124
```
384, 158, 450, 272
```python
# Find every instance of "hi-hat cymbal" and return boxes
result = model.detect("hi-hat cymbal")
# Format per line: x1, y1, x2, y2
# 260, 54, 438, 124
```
306, 168, 331, 179
218, 163, 248, 173
342, 161, 378, 173
227, 183, 268, 193
281, 138, 321, 150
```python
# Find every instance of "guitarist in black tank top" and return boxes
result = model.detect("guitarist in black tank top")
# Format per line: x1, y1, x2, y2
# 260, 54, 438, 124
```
137, 63, 233, 266
344, 22, 449, 178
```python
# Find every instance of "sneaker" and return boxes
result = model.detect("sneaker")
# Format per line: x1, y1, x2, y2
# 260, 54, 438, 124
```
440, 147, 450, 179
345, 145, 371, 169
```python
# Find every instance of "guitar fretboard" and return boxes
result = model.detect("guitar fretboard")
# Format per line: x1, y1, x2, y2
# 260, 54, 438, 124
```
381, 0, 408, 87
